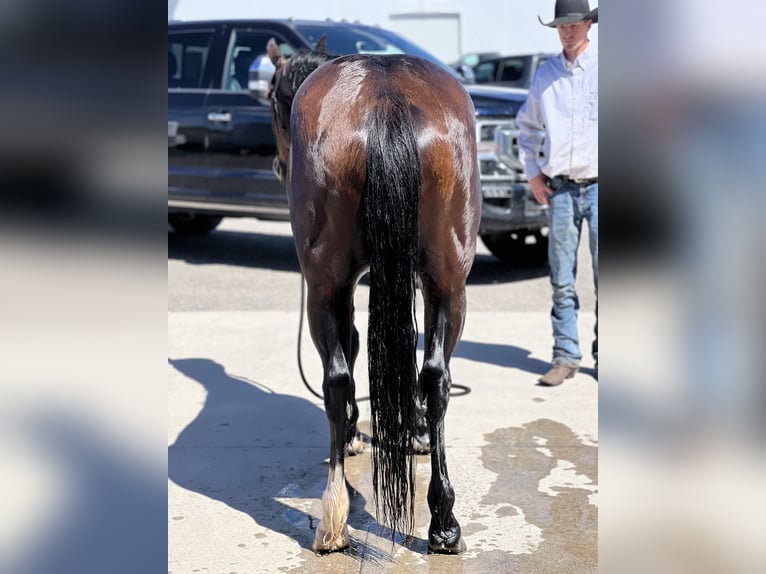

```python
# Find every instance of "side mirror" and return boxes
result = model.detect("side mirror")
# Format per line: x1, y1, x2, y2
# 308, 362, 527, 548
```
248, 55, 276, 105
457, 64, 476, 84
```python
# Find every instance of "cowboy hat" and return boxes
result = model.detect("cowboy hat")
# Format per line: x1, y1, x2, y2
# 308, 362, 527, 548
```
539, 0, 598, 27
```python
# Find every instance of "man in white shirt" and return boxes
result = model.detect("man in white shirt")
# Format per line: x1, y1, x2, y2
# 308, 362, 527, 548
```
517, 0, 598, 386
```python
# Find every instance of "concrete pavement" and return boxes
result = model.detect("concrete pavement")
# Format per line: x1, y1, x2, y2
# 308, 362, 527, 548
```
168, 304, 598, 573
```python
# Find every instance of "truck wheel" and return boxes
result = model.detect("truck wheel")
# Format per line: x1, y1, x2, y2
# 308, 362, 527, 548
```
480, 231, 548, 265
168, 213, 223, 235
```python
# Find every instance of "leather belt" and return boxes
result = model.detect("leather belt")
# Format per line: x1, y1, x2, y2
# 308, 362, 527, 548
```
552, 175, 598, 187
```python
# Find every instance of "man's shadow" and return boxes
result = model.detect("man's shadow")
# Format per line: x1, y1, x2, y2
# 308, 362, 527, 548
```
452, 340, 551, 374
451, 339, 597, 381
168, 358, 386, 557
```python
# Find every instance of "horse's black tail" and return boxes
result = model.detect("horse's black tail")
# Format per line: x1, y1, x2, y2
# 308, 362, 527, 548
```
363, 91, 420, 543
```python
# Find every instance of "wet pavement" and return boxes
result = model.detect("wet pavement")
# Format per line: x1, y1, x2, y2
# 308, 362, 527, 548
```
168, 308, 598, 573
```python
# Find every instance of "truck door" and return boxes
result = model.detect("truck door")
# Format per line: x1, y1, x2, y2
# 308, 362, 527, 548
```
202, 26, 295, 218
168, 27, 216, 195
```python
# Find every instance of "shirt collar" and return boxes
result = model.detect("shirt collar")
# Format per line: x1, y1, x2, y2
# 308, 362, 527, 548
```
560, 41, 596, 71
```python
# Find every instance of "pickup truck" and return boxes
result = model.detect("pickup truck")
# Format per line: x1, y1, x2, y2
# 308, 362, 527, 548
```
168, 19, 547, 263
471, 53, 556, 89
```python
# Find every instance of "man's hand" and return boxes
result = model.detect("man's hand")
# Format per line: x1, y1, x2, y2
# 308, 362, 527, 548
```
529, 174, 553, 207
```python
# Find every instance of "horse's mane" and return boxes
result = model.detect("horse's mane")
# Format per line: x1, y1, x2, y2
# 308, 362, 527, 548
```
286, 49, 338, 93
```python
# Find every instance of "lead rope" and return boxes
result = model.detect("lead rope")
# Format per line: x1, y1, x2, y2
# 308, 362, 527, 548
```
296, 274, 330, 400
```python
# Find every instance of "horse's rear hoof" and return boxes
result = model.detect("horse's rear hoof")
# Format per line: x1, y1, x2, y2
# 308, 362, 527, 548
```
312, 525, 350, 554
428, 523, 465, 554
411, 432, 431, 455
428, 537, 466, 554
345, 434, 365, 456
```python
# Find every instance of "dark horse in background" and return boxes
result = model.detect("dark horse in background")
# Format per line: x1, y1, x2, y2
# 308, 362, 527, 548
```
266, 37, 480, 554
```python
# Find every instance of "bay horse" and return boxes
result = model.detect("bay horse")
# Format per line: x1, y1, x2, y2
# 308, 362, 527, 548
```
266, 37, 480, 554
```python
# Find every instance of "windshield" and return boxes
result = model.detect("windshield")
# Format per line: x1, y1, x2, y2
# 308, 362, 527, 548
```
294, 24, 463, 82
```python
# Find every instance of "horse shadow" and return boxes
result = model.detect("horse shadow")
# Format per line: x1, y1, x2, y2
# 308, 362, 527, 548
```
168, 358, 390, 560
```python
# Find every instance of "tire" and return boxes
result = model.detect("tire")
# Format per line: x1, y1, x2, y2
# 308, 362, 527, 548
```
168, 213, 223, 235
480, 230, 548, 265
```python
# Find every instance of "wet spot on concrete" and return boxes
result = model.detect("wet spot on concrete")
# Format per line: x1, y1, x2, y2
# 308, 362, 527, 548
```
469, 418, 597, 571
244, 416, 595, 572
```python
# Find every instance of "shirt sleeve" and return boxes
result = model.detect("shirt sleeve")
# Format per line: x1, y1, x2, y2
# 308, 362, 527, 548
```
516, 82, 544, 181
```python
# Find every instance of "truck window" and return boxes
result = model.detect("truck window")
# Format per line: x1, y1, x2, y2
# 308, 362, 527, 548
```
168, 31, 214, 89
295, 26, 403, 57
498, 58, 525, 82
222, 30, 294, 92
474, 61, 498, 83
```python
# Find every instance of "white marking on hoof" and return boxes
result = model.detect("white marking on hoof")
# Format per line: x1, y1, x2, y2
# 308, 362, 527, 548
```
313, 466, 350, 553
312, 523, 349, 553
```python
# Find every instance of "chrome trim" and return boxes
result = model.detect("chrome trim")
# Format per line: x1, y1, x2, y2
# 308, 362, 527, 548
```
207, 111, 232, 123
168, 88, 210, 94
168, 199, 289, 216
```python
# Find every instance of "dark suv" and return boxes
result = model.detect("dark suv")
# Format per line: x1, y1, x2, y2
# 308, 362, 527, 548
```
168, 19, 548, 262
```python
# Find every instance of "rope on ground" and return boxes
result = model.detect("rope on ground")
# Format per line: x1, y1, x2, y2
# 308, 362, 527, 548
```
296, 275, 471, 402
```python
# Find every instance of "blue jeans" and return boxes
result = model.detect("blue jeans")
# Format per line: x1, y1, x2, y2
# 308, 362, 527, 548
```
547, 181, 598, 367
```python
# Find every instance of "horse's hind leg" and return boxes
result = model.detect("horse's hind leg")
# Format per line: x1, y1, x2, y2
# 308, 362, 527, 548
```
338, 284, 364, 456
420, 278, 467, 554
307, 282, 358, 553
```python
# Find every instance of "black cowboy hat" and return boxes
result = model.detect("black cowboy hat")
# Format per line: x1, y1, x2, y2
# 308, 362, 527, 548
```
539, 0, 598, 27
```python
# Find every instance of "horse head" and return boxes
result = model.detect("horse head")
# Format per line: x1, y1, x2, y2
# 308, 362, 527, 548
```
266, 36, 335, 183
266, 38, 292, 183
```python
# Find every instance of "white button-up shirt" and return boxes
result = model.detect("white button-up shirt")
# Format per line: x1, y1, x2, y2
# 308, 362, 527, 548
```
517, 43, 598, 181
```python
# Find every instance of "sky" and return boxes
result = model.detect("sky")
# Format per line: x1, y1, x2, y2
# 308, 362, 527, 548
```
168, 0, 599, 60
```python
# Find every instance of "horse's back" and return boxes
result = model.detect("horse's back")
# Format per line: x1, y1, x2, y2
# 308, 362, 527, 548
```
293, 54, 473, 118
294, 56, 474, 142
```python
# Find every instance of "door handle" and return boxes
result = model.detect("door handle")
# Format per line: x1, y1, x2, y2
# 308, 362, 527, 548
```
207, 112, 232, 123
